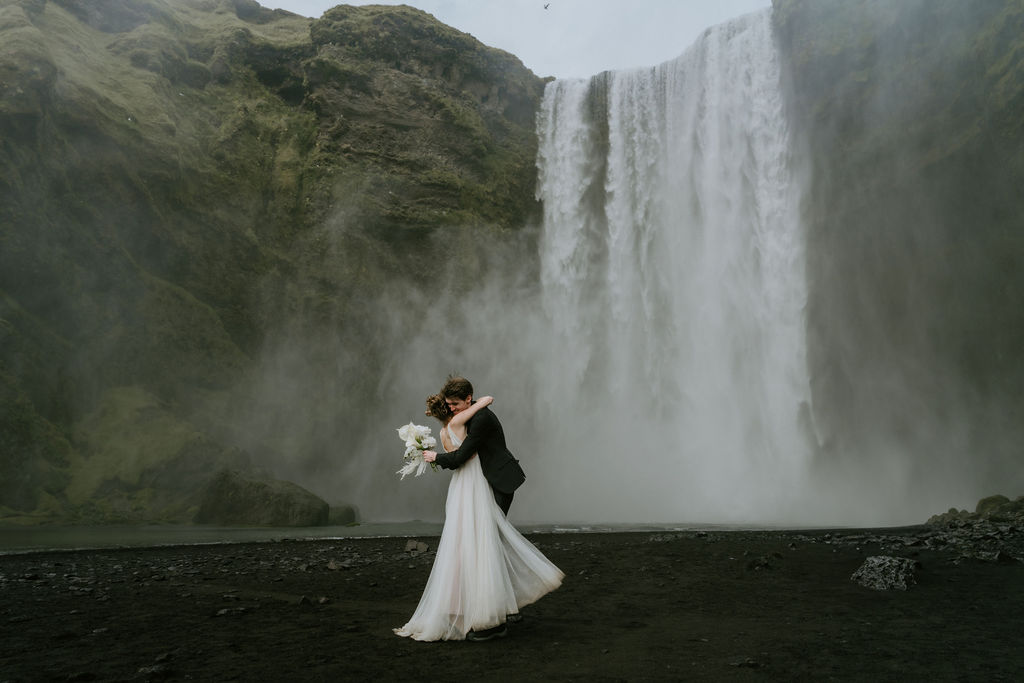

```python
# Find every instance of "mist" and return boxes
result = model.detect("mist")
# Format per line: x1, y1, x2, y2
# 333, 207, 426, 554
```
233, 3, 1022, 528
787, 0, 1024, 523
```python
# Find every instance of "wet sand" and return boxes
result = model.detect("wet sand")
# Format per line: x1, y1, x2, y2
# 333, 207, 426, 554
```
2, 527, 1023, 681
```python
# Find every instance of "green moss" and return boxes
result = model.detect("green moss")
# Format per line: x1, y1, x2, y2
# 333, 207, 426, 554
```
0, 371, 72, 512
62, 385, 250, 523
66, 387, 200, 503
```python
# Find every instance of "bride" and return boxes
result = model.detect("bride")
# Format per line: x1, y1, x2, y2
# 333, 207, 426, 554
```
394, 394, 563, 642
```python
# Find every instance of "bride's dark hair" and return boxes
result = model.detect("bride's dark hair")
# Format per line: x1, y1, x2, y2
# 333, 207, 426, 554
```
425, 393, 452, 424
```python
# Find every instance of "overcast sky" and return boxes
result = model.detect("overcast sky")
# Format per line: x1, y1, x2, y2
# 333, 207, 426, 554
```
267, 0, 771, 79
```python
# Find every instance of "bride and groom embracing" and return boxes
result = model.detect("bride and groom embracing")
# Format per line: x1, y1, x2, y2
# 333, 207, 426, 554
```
393, 376, 563, 642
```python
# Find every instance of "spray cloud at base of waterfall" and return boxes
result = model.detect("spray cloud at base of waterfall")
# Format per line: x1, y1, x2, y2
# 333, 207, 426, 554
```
241, 9, 879, 526
237, 201, 551, 522
238, 6, 1014, 527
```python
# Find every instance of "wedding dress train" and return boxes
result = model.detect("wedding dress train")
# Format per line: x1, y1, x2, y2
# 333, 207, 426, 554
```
394, 427, 563, 641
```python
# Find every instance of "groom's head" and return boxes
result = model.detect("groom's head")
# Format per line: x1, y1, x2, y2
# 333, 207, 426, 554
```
441, 376, 473, 414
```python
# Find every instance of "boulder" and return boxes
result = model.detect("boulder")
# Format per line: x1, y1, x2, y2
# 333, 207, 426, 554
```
327, 503, 359, 525
976, 494, 1011, 516
194, 470, 329, 527
851, 556, 919, 591
404, 540, 428, 555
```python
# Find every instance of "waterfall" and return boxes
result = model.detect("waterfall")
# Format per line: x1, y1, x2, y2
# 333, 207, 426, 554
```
525, 9, 814, 523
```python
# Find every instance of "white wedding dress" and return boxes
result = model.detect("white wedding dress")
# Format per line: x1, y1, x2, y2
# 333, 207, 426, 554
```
394, 426, 564, 641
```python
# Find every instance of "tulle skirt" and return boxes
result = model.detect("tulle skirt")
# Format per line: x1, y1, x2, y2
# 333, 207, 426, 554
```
393, 456, 563, 641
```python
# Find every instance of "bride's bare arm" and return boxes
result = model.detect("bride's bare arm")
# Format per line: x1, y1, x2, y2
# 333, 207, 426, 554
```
422, 396, 493, 463
448, 396, 493, 431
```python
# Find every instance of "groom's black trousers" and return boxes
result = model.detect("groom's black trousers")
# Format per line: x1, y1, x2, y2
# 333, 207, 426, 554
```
493, 489, 513, 516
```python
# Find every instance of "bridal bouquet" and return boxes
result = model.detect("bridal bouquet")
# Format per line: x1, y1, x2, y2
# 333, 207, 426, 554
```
396, 422, 438, 479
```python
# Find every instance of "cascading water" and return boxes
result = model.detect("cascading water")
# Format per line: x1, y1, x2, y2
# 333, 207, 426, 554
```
346, 8, 843, 525
288, 6, 993, 527
521, 9, 815, 523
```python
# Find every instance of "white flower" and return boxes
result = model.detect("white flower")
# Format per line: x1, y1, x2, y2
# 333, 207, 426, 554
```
397, 422, 420, 443
395, 422, 438, 480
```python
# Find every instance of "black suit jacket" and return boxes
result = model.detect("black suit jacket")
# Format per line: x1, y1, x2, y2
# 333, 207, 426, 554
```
436, 406, 526, 494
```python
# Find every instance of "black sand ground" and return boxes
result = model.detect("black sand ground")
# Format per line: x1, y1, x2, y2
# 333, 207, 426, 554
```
2, 527, 1023, 681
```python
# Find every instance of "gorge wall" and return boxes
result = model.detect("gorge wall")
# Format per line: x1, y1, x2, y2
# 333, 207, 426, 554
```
775, 0, 1024, 509
0, 0, 544, 523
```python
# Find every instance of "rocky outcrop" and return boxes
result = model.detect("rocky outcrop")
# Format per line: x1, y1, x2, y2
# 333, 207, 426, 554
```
927, 493, 1024, 526
327, 503, 359, 526
851, 556, 920, 590
53, 386, 252, 523
777, 495, 1024, 566
194, 469, 329, 526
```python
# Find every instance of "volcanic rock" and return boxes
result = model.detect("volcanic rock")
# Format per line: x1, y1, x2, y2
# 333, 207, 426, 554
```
193, 469, 329, 526
851, 556, 920, 591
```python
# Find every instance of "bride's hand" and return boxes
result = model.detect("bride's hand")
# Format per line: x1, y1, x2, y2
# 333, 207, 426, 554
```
478, 395, 494, 407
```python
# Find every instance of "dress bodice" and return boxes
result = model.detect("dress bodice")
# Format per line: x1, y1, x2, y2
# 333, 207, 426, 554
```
446, 425, 464, 448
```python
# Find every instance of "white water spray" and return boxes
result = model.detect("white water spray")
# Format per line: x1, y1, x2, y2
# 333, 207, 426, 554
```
336, 10, 857, 525
523, 10, 814, 523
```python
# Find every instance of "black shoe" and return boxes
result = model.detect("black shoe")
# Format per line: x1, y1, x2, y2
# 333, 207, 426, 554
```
466, 624, 508, 642
506, 612, 523, 624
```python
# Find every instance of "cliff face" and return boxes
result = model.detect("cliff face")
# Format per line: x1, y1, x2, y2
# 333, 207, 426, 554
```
773, 0, 1024, 479
0, 0, 544, 523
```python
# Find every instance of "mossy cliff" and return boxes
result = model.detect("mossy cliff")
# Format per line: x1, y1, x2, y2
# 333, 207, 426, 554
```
773, 0, 1024, 476
0, 0, 544, 523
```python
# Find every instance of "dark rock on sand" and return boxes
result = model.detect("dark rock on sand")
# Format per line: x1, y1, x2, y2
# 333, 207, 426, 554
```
327, 504, 360, 526
404, 540, 429, 555
778, 494, 1024, 566
193, 469, 329, 526
851, 555, 920, 590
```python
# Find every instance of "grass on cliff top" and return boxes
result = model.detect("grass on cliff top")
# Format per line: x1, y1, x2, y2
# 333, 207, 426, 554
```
31, 0, 311, 147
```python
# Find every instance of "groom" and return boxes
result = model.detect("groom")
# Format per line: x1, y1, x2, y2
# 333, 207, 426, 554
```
422, 376, 525, 515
